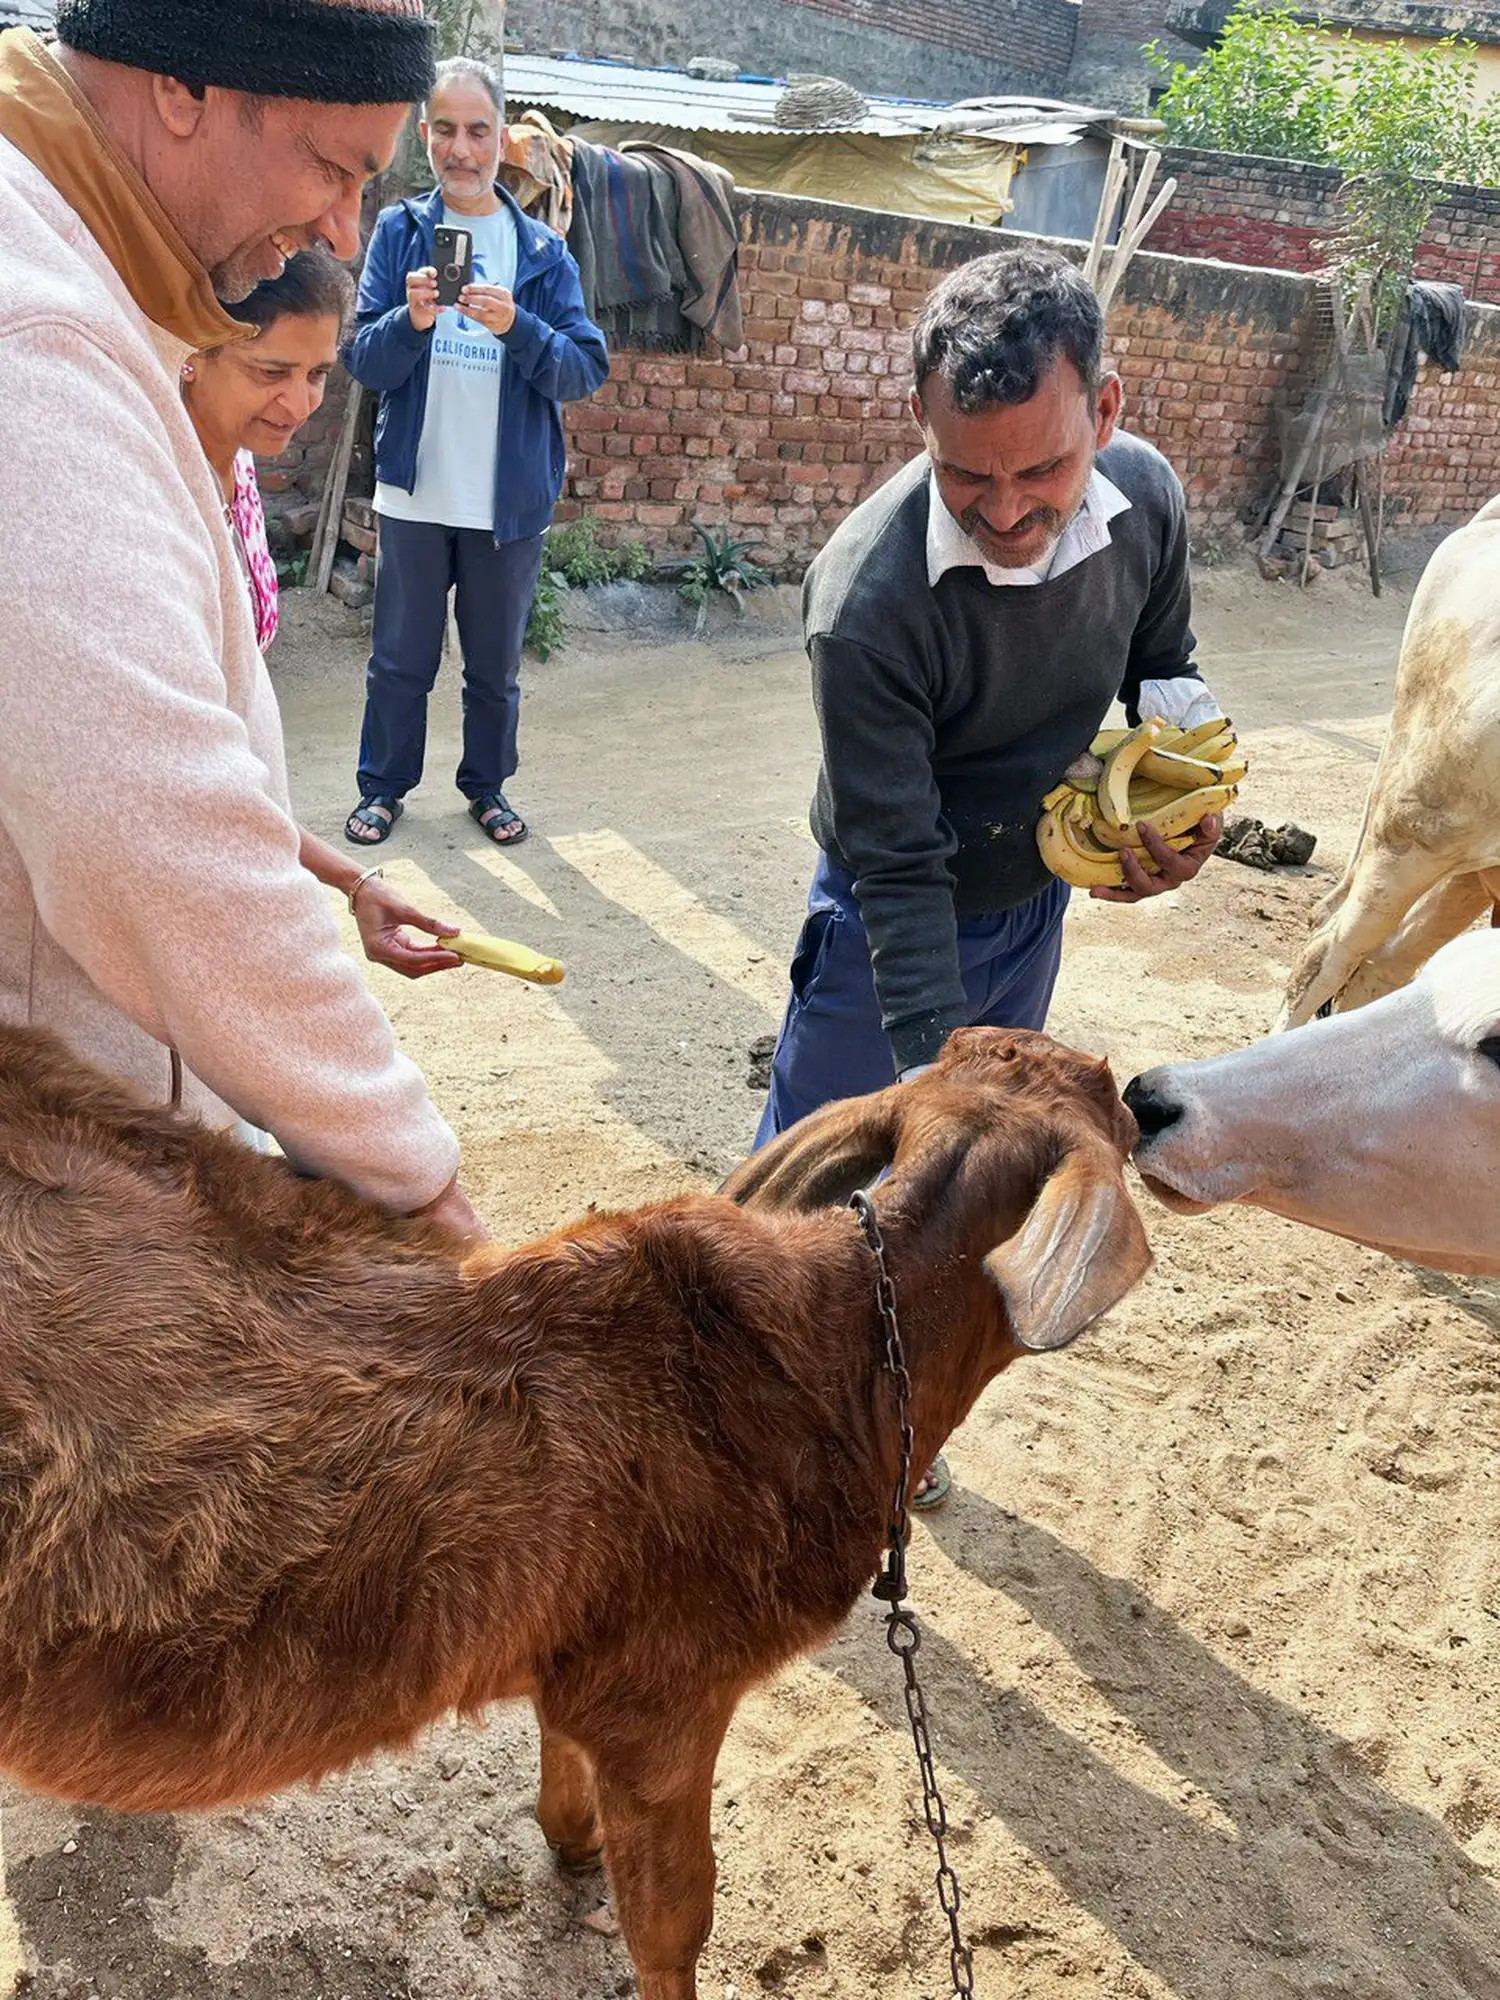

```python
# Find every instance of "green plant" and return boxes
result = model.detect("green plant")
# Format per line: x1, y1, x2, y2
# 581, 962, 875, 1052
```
1149, 7, 1500, 340
1324, 35, 1496, 337
1147, 6, 1340, 164
662, 523, 771, 634
545, 516, 654, 588
525, 566, 568, 660
276, 550, 311, 589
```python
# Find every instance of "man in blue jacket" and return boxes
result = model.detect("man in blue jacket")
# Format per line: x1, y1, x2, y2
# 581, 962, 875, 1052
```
344, 57, 608, 849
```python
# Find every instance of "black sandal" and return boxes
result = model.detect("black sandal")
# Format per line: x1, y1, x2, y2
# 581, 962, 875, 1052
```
344, 796, 403, 846
468, 790, 528, 846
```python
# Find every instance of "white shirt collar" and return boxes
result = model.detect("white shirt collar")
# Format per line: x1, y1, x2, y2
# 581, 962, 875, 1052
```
925, 466, 1132, 590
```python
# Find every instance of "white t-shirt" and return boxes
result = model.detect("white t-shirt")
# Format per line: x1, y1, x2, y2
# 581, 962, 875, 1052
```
376, 202, 518, 533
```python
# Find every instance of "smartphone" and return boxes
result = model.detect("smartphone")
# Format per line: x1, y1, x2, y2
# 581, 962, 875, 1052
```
433, 225, 473, 309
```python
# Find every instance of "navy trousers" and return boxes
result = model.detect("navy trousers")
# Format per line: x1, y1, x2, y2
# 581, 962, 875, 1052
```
756, 853, 1070, 1146
356, 517, 546, 803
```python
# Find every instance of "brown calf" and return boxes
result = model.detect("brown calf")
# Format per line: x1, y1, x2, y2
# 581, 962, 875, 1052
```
0, 1024, 1148, 1999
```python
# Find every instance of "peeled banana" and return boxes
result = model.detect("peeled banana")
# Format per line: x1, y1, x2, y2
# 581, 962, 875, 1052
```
1036, 715, 1247, 890
446, 930, 566, 985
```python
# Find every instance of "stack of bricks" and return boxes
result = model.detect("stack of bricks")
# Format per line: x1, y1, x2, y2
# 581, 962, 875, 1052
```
1266, 500, 1366, 576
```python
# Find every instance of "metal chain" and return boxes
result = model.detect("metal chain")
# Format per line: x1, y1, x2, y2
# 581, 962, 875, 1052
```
850, 1190, 976, 1999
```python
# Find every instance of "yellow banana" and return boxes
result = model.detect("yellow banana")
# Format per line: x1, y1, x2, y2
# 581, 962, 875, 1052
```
1088, 727, 1134, 756
1167, 714, 1235, 754
1098, 718, 1164, 829
1089, 820, 1197, 853
446, 930, 566, 985
1136, 748, 1225, 789
1185, 729, 1238, 765
1037, 806, 1127, 888
1145, 783, 1237, 840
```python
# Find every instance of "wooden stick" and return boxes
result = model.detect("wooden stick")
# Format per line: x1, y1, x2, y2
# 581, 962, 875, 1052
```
311, 380, 364, 597
1085, 135, 1126, 287
1300, 426, 1327, 590
1097, 177, 1178, 315
1353, 459, 1382, 597
1113, 149, 1160, 267
1097, 150, 1159, 311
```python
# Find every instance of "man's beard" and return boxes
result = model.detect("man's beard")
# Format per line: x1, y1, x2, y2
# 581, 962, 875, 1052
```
960, 502, 1068, 569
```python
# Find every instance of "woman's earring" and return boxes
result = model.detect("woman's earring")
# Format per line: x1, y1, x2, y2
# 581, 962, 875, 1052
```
181, 361, 196, 381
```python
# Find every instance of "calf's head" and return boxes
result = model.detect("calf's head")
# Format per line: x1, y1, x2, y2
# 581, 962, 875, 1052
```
724, 1027, 1151, 1353
1126, 929, 1500, 1275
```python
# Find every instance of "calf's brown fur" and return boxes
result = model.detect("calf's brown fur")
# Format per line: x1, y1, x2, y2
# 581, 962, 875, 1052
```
0, 1024, 1148, 1998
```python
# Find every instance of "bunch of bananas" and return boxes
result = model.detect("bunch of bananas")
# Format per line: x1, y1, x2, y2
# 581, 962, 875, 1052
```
1036, 715, 1247, 890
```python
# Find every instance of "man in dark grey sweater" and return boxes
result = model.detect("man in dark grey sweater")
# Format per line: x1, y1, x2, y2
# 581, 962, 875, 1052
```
756, 247, 1223, 1502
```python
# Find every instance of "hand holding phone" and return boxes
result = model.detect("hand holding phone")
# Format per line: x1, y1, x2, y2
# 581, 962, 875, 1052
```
433, 226, 474, 309
406, 265, 440, 332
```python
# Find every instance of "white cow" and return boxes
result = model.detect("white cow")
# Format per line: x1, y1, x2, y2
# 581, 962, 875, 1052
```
1281, 494, 1500, 1027
1126, 929, 1500, 1275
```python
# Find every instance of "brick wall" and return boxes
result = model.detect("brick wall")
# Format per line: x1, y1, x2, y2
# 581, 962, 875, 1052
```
270, 193, 1500, 568
507, 0, 1075, 102
553, 194, 1500, 560
784, 0, 1077, 80
555, 196, 1319, 558
1149, 147, 1500, 305
1067, 0, 1203, 111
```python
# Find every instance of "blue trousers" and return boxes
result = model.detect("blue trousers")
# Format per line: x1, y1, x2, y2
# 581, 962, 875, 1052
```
756, 855, 1069, 1146
356, 517, 545, 802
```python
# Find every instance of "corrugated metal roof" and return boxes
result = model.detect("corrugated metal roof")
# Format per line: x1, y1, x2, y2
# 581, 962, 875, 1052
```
0, 0, 56, 28
505, 53, 1115, 143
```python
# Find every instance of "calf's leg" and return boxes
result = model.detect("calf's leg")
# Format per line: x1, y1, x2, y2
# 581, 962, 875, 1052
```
535, 1707, 603, 1869
592, 1699, 734, 2000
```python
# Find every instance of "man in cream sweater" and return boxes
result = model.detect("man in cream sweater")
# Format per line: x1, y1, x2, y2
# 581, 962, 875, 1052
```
0, 0, 481, 1236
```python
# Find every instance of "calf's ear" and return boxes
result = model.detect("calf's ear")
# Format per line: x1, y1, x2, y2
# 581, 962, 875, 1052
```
720, 1088, 899, 1213
985, 1149, 1152, 1352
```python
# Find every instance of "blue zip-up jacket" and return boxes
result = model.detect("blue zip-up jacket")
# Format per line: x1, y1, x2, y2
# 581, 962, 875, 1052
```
347, 184, 609, 544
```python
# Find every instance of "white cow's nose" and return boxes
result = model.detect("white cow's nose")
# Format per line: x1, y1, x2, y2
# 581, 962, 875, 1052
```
1123, 1073, 1184, 1141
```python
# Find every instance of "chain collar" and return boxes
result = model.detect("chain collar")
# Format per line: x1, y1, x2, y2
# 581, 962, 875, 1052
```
849, 1189, 976, 1998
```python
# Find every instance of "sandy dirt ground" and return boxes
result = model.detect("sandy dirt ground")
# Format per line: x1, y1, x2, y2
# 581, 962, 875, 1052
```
4, 543, 1500, 2000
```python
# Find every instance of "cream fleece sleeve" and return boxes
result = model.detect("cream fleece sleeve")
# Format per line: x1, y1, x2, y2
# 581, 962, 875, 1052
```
0, 320, 461, 1213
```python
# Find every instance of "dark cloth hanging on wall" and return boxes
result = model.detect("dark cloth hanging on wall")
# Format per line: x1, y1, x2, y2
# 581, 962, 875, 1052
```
566, 139, 745, 353
619, 141, 744, 351
567, 141, 695, 351
1383, 279, 1467, 431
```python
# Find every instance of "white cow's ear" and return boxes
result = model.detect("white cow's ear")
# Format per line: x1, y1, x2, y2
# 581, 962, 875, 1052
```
985, 1148, 1152, 1352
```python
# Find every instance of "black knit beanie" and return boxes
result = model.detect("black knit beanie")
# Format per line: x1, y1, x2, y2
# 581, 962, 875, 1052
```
54, 0, 437, 105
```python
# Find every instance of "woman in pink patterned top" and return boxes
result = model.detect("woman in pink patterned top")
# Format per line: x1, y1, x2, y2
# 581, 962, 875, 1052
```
181, 250, 464, 985
181, 248, 354, 654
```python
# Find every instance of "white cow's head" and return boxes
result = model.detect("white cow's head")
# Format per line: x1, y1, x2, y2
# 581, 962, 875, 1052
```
1125, 929, 1500, 1275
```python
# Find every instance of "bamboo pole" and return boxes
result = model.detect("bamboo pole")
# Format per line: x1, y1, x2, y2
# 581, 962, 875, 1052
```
1084, 135, 1126, 288
1097, 176, 1177, 316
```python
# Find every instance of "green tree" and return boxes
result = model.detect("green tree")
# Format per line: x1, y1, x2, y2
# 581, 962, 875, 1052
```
1145, 6, 1340, 162
1149, 6, 1500, 338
